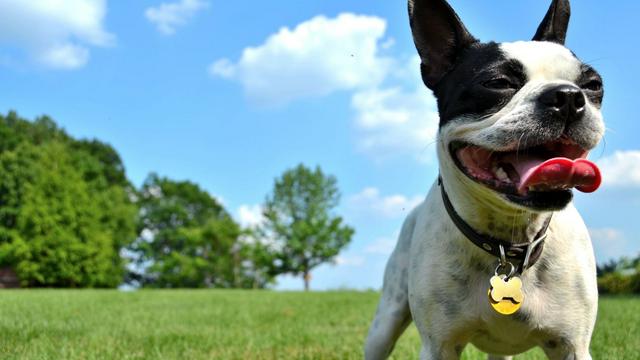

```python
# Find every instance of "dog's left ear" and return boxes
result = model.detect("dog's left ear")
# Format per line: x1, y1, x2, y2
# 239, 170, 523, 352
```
533, 0, 571, 44
409, 0, 477, 89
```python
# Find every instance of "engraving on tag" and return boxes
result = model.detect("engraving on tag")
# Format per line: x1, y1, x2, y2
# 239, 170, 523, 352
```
488, 275, 524, 315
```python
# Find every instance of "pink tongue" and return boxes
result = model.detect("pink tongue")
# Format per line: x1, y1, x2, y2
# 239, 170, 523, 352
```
504, 155, 601, 195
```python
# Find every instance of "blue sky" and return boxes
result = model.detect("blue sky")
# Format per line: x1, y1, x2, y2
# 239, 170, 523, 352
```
0, 0, 638, 290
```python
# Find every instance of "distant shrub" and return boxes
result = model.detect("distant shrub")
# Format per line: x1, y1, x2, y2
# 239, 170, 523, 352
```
597, 272, 640, 295
631, 273, 640, 294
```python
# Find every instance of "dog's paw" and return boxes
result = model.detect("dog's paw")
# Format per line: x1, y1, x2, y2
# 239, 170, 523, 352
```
490, 275, 524, 303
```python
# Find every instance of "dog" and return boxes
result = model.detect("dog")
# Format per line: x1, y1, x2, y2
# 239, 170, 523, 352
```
364, 0, 605, 359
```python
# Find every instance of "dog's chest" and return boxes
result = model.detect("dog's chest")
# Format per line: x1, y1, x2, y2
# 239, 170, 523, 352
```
407, 183, 597, 354
469, 323, 540, 355
408, 196, 595, 353
462, 278, 550, 352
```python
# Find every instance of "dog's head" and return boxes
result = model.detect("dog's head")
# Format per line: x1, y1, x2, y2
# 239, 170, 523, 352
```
410, 0, 605, 211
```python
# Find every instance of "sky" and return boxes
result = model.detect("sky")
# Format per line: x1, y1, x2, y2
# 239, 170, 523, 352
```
0, 0, 639, 290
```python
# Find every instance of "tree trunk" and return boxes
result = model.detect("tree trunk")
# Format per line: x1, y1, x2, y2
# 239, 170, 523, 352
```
303, 271, 311, 291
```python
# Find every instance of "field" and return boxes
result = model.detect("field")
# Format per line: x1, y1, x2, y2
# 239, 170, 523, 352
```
0, 291, 637, 359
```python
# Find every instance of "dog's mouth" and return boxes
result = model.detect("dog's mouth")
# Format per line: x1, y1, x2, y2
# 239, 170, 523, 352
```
450, 136, 602, 209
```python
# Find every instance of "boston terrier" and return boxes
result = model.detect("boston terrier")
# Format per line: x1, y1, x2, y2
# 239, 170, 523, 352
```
364, 0, 604, 359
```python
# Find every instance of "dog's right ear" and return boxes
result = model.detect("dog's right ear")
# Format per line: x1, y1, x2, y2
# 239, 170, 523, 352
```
409, 0, 477, 89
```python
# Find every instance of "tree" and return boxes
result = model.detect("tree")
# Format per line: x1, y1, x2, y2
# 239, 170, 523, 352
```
130, 174, 275, 288
262, 164, 354, 291
0, 112, 137, 287
0, 142, 135, 287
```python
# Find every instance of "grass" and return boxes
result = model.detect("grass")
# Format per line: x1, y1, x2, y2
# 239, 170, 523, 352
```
0, 291, 637, 359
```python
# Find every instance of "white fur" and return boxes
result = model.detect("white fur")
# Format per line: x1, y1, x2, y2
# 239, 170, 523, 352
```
440, 42, 604, 156
364, 41, 601, 360
364, 147, 598, 360
501, 41, 582, 82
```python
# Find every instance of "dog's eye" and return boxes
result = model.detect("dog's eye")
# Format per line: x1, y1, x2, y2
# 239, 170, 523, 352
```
482, 78, 515, 90
581, 79, 603, 92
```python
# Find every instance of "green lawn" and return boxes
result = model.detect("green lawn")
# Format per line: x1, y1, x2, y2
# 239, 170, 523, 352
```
0, 291, 636, 359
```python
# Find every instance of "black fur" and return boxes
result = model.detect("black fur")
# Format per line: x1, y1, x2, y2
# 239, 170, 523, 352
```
409, 0, 477, 89
409, 0, 602, 130
410, 0, 603, 212
533, 0, 571, 44
576, 64, 604, 108
433, 42, 527, 127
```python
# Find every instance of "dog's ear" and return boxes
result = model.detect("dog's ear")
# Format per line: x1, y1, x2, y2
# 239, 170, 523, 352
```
533, 0, 571, 45
408, 0, 477, 89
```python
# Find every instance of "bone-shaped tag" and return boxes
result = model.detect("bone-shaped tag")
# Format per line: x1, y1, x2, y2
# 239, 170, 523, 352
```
489, 275, 524, 303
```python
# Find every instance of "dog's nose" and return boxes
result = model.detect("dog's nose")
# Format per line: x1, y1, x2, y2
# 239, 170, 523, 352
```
539, 85, 586, 122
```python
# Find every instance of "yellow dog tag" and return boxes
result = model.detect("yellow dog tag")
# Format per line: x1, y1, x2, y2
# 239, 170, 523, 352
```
488, 275, 524, 315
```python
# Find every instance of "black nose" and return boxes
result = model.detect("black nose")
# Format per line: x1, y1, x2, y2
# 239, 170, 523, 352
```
539, 85, 586, 122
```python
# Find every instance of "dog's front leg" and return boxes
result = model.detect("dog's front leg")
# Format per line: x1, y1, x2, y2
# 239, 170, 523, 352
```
364, 213, 416, 360
542, 341, 592, 360
543, 350, 592, 360
364, 289, 411, 360
418, 339, 463, 360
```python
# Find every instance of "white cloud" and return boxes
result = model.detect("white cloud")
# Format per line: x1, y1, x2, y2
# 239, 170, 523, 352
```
0, 0, 114, 69
348, 187, 423, 219
597, 150, 640, 188
589, 227, 627, 262
589, 228, 623, 241
351, 57, 440, 162
236, 204, 264, 228
39, 43, 89, 69
211, 13, 439, 161
145, 0, 208, 35
365, 235, 398, 255
334, 255, 365, 267
209, 13, 392, 106
209, 58, 234, 77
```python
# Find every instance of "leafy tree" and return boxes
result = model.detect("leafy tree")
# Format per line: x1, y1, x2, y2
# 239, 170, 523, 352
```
0, 142, 133, 286
597, 256, 640, 277
0, 112, 137, 287
262, 164, 354, 291
71, 139, 130, 188
595, 254, 640, 294
234, 228, 283, 289
130, 174, 274, 288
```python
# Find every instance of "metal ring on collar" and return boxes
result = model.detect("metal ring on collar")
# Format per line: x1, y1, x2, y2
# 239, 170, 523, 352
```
499, 244, 507, 266
522, 233, 548, 271
494, 261, 516, 279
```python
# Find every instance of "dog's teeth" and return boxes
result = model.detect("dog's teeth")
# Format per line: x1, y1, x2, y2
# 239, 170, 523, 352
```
495, 166, 509, 182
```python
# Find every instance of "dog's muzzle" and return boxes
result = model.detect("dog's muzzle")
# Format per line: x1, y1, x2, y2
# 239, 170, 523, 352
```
538, 84, 586, 124
449, 135, 602, 210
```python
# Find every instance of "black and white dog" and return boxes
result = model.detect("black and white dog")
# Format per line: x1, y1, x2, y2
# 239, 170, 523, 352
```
365, 0, 604, 359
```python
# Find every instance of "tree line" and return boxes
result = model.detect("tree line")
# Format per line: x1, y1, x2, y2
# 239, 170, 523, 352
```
3, 111, 636, 292
0, 112, 353, 290
597, 256, 640, 294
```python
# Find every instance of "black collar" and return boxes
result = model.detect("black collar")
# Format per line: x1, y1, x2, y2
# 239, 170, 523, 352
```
438, 177, 550, 271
